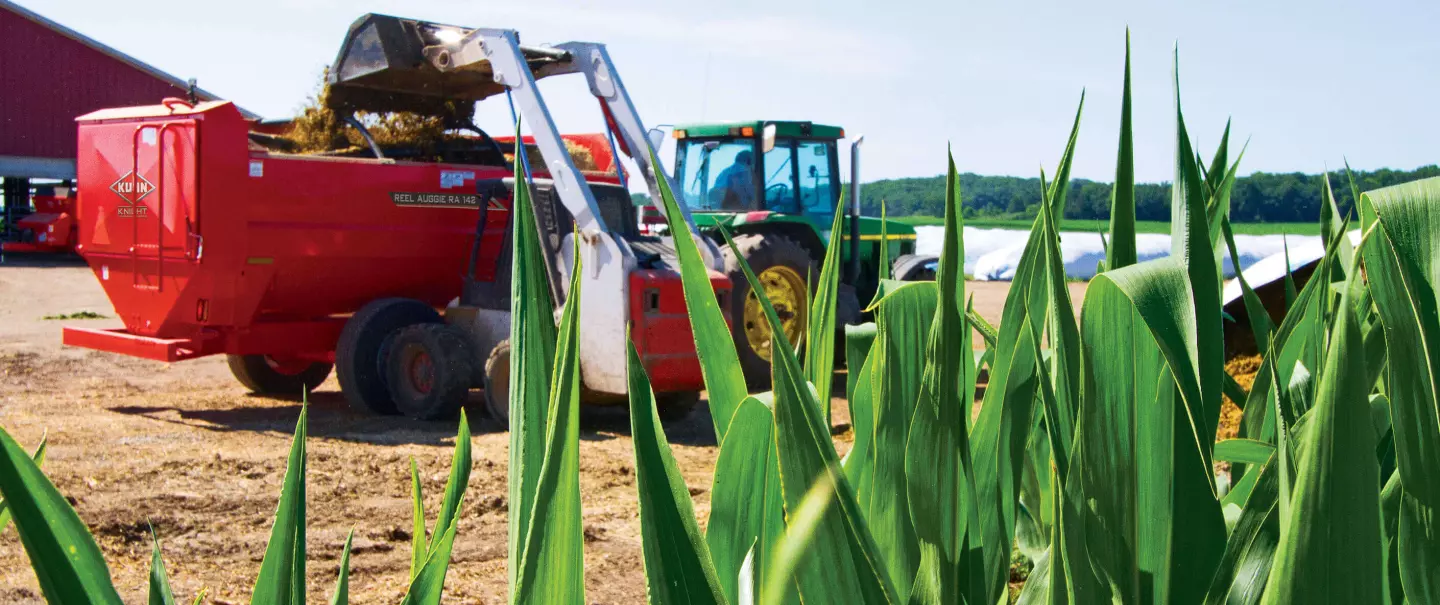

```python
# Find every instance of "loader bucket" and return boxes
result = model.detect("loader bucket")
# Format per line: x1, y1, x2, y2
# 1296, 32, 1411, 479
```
327, 14, 572, 116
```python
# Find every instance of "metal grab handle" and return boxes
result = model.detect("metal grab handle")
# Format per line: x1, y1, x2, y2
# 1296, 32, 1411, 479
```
161, 97, 193, 112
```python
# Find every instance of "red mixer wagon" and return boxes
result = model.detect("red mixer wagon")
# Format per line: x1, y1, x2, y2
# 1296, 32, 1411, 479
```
63, 14, 733, 422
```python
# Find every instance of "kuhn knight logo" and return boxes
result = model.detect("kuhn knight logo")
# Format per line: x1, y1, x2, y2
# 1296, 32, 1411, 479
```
110, 171, 154, 217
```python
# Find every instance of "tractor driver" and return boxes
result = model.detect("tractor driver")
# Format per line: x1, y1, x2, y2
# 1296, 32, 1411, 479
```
715, 149, 756, 210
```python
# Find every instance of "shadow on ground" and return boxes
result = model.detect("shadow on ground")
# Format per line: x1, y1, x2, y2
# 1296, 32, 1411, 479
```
109, 389, 722, 447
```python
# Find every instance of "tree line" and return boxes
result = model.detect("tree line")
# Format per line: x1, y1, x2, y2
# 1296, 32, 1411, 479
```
858, 165, 1440, 222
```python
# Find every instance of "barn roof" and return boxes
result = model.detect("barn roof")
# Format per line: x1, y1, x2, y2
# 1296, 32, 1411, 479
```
1, 0, 258, 178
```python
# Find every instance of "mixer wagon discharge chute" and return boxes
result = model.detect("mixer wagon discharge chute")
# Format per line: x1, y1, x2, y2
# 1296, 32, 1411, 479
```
63, 14, 732, 422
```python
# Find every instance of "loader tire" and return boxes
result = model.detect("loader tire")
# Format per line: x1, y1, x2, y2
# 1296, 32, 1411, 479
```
722, 234, 817, 390
336, 298, 442, 415
655, 391, 700, 423
892, 254, 937, 282
227, 354, 332, 397
483, 340, 511, 426
385, 323, 476, 421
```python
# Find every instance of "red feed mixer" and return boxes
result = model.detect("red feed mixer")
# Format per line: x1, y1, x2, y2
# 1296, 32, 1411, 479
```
3, 194, 78, 254
64, 14, 733, 422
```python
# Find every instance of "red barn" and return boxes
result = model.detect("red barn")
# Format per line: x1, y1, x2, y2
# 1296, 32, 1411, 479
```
0, 0, 254, 233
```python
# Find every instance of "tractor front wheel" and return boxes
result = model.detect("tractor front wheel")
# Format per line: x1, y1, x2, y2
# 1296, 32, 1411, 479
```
483, 340, 511, 426
227, 354, 332, 397
721, 234, 817, 389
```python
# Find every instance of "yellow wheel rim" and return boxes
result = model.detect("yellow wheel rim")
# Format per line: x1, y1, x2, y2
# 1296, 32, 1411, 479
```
743, 265, 808, 362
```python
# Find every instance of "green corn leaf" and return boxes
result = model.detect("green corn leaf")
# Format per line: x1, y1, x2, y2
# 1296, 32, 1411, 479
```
409, 458, 426, 580
1281, 236, 1298, 309
1260, 260, 1385, 603
513, 250, 587, 605
1172, 50, 1226, 469
1357, 177, 1440, 602
806, 193, 848, 418
400, 413, 472, 604
1106, 29, 1136, 270
706, 395, 787, 604
1238, 231, 1345, 453
865, 280, 936, 596
878, 200, 891, 281
1074, 259, 1227, 603
649, 147, 747, 440
626, 336, 727, 605
1320, 172, 1355, 271
843, 323, 878, 420
0, 433, 44, 535
1046, 91, 1084, 226
1040, 175, 1081, 463
508, 120, 559, 592
251, 405, 308, 605
329, 530, 354, 605
759, 472, 839, 605
149, 526, 177, 605
1203, 454, 1280, 605
722, 228, 899, 604
840, 323, 877, 496
433, 411, 472, 552
904, 149, 981, 605
1222, 216, 1275, 352
400, 496, 464, 605
1214, 439, 1277, 465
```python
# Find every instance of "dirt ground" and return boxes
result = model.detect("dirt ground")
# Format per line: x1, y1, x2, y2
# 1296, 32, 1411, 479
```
0, 257, 1082, 604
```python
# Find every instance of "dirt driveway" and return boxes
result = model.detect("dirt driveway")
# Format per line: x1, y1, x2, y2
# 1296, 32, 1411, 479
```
0, 258, 1081, 604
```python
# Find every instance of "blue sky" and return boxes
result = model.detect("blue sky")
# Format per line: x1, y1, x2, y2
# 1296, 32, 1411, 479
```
31, 0, 1438, 185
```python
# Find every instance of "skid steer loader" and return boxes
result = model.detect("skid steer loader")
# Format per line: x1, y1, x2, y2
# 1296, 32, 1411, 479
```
325, 14, 731, 421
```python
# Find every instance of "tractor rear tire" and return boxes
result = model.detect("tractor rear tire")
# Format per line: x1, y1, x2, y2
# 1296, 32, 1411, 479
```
226, 354, 332, 397
336, 298, 442, 415
656, 391, 701, 423
722, 233, 817, 390
385, 323, 476, 421
483, 340, 511, 426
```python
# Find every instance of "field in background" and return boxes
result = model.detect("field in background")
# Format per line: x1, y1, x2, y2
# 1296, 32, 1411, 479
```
892, 215, 1320, 235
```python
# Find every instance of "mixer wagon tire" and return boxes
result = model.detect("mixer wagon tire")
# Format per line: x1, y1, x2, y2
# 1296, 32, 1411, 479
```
226, 354, 333, 396
385, 324, 476, 421
655, 391, 700, 423
721, 234, 817, 390
336, 298, 442, 415
482, 340, 511, 426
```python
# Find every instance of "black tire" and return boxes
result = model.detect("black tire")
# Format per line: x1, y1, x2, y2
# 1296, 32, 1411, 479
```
892, 254, 938, 281
226, 354, 332, 396
385, 323, 477, 421
656, 391, 701, 423
483, 340, 511, 426
722, 233, 818, 390
335, 298, 442, 415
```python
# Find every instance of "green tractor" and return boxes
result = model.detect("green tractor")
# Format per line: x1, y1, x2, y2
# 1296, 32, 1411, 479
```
662, 120, 937, 387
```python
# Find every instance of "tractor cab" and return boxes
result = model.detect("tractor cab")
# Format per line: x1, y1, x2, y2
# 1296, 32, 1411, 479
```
673, 121, 842, 226
662, 120, 933, 388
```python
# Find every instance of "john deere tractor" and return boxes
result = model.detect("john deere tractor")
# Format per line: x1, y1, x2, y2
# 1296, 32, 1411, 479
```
667, 120, 936, 387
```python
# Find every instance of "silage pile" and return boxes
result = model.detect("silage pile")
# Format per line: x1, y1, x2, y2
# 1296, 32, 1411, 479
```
262, 72, 598, 171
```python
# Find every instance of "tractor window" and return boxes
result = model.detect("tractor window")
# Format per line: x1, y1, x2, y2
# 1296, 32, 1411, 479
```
677, 139, 756, 211
762, 139, 797, 212
797, 141, 836, 221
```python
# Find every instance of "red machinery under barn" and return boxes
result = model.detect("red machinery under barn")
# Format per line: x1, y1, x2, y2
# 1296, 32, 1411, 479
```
63, 14, 732, 421
2, 195, 78, 253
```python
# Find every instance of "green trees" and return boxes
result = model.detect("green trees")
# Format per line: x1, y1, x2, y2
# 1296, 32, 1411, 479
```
860, 164, 1440, 223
